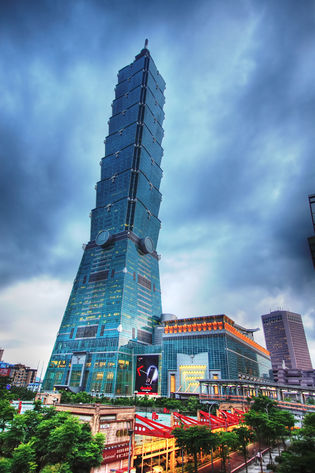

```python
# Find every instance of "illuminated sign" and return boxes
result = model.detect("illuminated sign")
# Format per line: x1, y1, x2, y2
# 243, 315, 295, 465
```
135, 355, 159, 394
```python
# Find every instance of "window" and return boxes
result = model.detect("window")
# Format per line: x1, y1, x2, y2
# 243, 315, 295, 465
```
138, 329, 152, 344
89, 270, 108, 282
76, 325, 98, 338
138, 274, 151, 290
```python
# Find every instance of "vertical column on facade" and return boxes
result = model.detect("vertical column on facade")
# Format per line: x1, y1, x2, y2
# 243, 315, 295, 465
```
169, 445, 175, 471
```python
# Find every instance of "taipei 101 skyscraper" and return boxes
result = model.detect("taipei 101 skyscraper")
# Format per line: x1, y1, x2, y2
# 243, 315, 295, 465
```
43, 42, 166, 396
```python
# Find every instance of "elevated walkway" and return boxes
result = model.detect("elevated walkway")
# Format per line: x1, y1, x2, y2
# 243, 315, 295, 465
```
199, 378, 315, 413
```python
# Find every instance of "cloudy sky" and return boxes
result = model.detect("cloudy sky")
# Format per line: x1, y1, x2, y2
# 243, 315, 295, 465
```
1, 0, 315, 371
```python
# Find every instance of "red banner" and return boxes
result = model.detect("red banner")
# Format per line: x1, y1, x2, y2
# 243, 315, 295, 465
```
0, 368, 11, 377
102, 441, 130, 464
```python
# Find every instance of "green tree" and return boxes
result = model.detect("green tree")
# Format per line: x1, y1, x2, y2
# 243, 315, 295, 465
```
0, 406, 104, 473
216, 431, 238, 473
271, 409, 295, 452
249, 395, 277, 413
0, 400, 16, 432
243, 410, 269, 472
175, 397, 202, 416
172, 426, 217, 473
275, 435, 315, 473
245, 396, 296, 470
0, 458, 11, 473
41, 416, 104, 473
10, 386, 36, 401
11, 442, 37, 473
40, 462, 73, 473
0, 414, 26, 457
300, 411, 315, 437
233, 426, 255, 473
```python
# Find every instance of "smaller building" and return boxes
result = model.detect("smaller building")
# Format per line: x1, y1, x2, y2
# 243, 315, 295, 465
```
55, 404, 135, 473
262, 310, 312, 371
10, 364, 37, 387
0, 360, 37, 387
35, 392, 61, 405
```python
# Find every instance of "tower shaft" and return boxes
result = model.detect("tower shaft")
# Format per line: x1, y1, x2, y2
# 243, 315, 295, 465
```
43, 46, 166, 396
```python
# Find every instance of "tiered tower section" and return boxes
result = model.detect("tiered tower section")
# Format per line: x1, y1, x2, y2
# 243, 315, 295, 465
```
43, 44, 166, 396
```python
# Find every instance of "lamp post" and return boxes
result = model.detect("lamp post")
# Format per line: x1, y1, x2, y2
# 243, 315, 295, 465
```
221, 410, 228, 431
134, 390, 138, 406
127, 428, 134, 473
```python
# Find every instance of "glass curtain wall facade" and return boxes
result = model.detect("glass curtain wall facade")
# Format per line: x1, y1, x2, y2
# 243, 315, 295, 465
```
43, 44, 166, 396
160, 315, 272, 396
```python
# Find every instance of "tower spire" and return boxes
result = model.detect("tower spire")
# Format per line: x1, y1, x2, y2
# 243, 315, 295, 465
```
144, 38, 149, 49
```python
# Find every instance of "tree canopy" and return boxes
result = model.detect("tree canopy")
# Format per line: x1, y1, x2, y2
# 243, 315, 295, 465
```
275, 412, 315, 473
0, 405, 104, 473
172, 425, 218, 473
233, 426, 255, 473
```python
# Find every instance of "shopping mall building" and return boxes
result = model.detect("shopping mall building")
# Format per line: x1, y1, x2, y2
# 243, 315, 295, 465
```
134, 313, 272, 397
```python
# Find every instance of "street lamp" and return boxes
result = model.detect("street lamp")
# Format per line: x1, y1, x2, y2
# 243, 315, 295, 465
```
220, 410, 228, 431
127, 428, 134, 473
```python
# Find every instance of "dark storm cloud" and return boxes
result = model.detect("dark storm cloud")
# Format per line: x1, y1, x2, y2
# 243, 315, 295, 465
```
1, 0, 315, 365
1, 0, 315, 300
0, 0, 217, 288
163, 0, 315, 291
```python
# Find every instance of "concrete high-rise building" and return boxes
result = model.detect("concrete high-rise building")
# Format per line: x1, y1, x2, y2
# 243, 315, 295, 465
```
261, 310, 312, 371
307, 194, 315, 268
43, 42, 166, 396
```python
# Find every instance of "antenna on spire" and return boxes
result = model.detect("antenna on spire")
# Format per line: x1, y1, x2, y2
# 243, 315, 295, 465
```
144, 38, 149, 49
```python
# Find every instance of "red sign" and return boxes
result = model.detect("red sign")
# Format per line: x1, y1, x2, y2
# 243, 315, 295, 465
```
102, 441, 130, 464
0, 368, 11, 377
